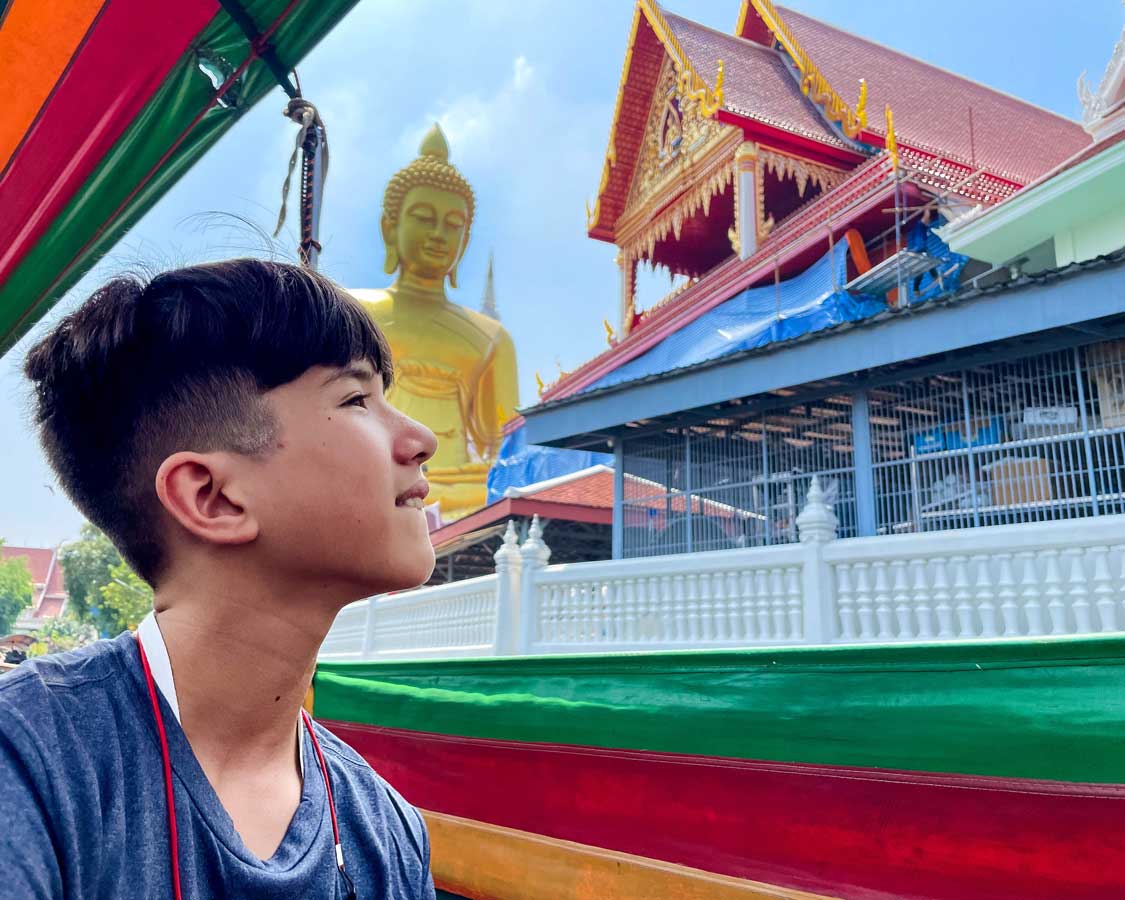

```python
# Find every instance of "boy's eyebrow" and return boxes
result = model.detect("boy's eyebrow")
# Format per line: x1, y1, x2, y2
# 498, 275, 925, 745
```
322, 364, 377, 386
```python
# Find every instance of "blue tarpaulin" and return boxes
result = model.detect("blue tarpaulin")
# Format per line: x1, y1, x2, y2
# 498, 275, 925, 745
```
906, 220, 969, 304
490, 224, 966, 499
486, 425, 612, 503
583, 240, 882, 393
580, 225, 966, 394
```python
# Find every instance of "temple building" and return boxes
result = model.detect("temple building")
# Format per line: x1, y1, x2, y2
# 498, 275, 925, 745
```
515, 0, 1125, 559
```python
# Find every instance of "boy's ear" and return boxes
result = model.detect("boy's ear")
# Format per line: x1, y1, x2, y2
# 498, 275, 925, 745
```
154, 452, 259, 547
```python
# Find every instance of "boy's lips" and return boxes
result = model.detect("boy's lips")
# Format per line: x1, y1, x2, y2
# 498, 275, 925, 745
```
395, 478, 430, 510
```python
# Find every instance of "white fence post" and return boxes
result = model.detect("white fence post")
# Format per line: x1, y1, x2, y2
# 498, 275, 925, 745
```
361, 598, 377, 656
518, 515, 552, 653
492, 522, 522, 655
796, 476, 838, 643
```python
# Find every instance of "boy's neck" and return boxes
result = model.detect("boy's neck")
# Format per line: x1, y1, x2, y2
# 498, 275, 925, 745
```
150, 570, 337, 777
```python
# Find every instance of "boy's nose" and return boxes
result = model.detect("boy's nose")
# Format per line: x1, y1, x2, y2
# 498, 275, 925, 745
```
399, 415, 437, 466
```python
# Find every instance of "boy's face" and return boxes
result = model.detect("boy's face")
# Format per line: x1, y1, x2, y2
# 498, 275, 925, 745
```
242, 361, 438, 598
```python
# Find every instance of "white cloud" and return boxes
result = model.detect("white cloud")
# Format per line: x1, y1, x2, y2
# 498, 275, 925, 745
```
397, 55, 537, 165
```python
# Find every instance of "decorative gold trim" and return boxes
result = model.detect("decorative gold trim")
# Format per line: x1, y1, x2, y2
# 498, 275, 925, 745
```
622, 55, 733, 224
884, 104, 899, 171
587, 5, 642, 231
748, 0, 867, 139
622, 160, 737, 263
587, 0, 726, 232
755, 146, 849, 240
730, 142, 757, 255
603, 319, 618, 346
642, 0, 725, 117
735, 141, 759, 165
734, 0, 750, 37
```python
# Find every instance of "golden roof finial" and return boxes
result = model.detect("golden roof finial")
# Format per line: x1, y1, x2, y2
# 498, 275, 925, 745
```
750, 0, 868, 139
856, 79, 868, 129
603, 319, 617, 346
885, 104, 899, 171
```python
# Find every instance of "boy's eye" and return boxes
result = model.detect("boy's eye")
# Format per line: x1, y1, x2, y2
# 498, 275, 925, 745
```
343, 393, 370, 408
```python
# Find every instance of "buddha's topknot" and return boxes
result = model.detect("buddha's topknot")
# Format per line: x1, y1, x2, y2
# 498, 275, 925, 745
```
382, 123, 475, 238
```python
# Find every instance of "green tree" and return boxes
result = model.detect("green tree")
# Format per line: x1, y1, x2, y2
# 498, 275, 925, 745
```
0, 543, 34, 636
98, 560, 153, 633
60, 524, 124, 635
26, 617, 99, 658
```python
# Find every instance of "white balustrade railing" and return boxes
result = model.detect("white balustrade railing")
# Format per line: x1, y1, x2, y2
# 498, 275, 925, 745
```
319, 574, 499, 661
824, 519, 1125, 641
321, 477, 1125, 661
526, 545, 807, 653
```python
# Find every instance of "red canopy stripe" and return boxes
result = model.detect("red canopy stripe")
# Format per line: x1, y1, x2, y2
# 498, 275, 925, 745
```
329, 721, 1125, 900
0, 0, 107, 174
0, 0, 219, 284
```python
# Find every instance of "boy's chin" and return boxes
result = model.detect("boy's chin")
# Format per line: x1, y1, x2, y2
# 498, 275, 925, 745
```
361, 553, 435, 596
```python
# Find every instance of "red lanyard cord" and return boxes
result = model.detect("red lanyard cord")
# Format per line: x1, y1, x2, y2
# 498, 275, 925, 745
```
136, 635, 184, 900
303, 709, 356, 898
136, 633, 355, 899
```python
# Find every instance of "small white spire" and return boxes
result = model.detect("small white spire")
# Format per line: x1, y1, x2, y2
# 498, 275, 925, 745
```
480, 251, 499, 319
796, 475, 839, 544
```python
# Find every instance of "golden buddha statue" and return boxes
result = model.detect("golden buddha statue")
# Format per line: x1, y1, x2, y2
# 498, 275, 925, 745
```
351, 124, 519, 520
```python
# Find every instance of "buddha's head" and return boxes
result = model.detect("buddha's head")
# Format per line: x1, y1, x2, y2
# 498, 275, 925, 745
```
381, 124, 475, 288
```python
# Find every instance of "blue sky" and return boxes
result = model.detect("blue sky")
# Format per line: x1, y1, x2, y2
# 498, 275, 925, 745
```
1, 0, 1121, 547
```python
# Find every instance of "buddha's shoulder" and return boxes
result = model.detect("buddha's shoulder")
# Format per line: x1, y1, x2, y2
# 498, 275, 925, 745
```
348, 287, 393, 314
445, 303, 513, 345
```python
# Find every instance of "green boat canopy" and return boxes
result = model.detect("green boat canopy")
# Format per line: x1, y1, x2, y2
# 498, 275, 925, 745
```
0, 0, 358, 355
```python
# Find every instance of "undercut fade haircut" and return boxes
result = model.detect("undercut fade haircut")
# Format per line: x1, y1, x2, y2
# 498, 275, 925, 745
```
25, 258, 392, 585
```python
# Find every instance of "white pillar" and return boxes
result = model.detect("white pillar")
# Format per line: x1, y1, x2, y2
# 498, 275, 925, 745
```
735, 142, 759, 260
492, 521, 522, 655
518, 515, 552, 654
795, 476, 838, 644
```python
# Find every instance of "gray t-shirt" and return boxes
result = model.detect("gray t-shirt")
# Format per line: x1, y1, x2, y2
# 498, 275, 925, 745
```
0, 631, 436, 899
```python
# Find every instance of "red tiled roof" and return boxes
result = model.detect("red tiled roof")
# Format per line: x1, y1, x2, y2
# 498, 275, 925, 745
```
526, 469, 615, 509
35, 597, 64, 619
666, 13, 843, 149
1, 545, 67, 616
429, 468, 616, 550
592, 3, 1089, 241
589, 11, 667, 240
1, 546, 53, 585
1013, 127, 1125, 196
740, 6, 1092, 184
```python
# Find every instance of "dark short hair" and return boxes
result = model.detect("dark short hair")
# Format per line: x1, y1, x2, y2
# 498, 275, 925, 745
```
25, 258, 392, 585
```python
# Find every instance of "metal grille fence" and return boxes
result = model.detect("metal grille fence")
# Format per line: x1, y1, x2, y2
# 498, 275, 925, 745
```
871, 343, 1125, 533
621, 339, 1125, 558
622, 398, 858, 559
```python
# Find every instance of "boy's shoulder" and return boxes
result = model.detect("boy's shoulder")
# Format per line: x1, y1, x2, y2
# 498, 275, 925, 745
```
312, 719, 430, 852
0, 634, 132, 741
313, 716, 414, 803
0, 633, 128, 697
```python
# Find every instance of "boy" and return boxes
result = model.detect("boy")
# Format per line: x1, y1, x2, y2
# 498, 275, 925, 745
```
0, 259, 439, 898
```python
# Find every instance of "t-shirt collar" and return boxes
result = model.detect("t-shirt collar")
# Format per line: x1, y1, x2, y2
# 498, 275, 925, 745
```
136, 611, 305, 769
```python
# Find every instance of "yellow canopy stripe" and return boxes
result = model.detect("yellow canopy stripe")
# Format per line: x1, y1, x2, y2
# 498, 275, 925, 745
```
424, 809, 846, 900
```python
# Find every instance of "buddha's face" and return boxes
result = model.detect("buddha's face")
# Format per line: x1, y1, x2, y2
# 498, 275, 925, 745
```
393, 185, 469, 281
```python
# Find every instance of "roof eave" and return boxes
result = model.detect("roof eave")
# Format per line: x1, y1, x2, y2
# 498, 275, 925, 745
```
940, 137, 1125, 265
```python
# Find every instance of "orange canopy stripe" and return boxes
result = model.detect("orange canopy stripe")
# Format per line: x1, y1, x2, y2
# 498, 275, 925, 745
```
0, 0, 107, 174
423, 809, 840, 900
